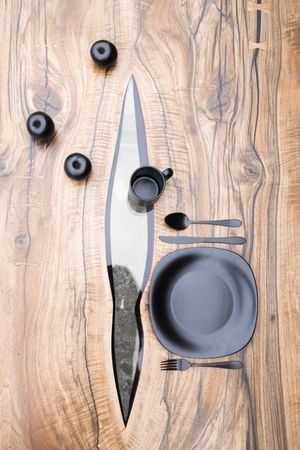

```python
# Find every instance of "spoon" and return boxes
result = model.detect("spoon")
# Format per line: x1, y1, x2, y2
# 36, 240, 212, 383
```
165, 212, 241, 230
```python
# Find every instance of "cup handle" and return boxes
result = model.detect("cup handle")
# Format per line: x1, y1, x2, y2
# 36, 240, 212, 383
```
162, 168, 173, 181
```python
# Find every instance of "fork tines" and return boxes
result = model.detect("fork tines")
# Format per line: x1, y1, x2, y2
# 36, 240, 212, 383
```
160, 359, 178, 370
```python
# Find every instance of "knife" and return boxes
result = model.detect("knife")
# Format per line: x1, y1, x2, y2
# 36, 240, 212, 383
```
159, 236, 246, 245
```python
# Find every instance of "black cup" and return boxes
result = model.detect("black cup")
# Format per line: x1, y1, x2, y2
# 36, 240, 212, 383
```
129, 166, 173, 212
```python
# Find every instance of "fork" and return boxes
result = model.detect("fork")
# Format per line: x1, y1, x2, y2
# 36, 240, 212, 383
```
160, 359, 244, 371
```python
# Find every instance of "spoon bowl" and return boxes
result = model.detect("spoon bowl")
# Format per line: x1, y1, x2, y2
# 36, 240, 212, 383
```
165, 212, 190, 230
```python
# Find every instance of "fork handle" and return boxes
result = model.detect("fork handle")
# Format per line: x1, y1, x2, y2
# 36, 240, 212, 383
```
191, 361, 243, 370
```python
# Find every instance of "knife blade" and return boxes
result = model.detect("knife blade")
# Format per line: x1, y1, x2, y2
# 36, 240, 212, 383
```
159, 236, 246, 245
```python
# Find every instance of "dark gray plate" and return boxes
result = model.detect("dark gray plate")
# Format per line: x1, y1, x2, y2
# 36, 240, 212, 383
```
149, 247, 258, 358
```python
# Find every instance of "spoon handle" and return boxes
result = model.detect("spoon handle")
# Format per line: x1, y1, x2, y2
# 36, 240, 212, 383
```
192, 219, 242, 227
191, 361, 244, 370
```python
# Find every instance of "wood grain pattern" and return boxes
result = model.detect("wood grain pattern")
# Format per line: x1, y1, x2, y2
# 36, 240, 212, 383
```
0, 1, 299, 449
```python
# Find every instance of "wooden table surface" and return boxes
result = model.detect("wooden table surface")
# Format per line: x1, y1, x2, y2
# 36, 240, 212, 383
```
0, 1, 299, 449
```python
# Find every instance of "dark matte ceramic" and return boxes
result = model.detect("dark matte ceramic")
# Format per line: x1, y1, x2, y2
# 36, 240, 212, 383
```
128, 166, 173, 211
150, 247, 258, 358
64, 153, 92, 180
90, 40, 118, 67
26, 111, 55, 141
